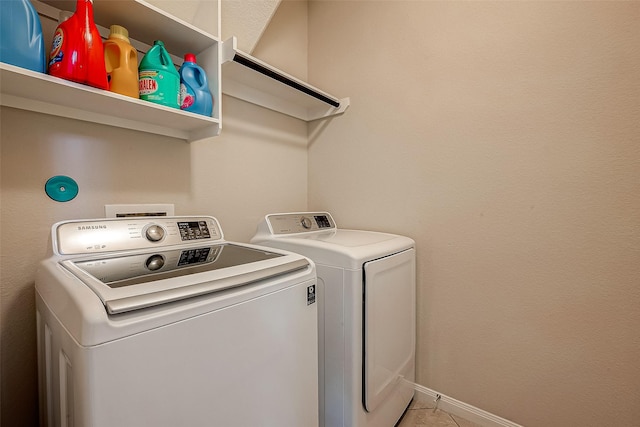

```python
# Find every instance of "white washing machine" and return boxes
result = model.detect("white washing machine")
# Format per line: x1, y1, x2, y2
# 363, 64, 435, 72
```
252, 212, 416, 427
36, 216, 319, 427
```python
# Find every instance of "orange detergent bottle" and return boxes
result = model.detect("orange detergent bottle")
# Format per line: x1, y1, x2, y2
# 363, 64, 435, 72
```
104, 25, 139, 98
47, 0, 108, 90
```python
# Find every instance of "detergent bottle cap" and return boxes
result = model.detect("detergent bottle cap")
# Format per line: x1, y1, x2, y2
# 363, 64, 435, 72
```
184, 53, 197, 63
109, 25, 130, 42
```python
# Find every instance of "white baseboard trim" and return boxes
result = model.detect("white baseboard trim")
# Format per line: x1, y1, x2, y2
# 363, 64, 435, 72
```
408, 381, 523, 427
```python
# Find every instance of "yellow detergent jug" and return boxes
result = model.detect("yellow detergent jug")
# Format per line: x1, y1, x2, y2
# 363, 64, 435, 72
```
104, 25, 139, 98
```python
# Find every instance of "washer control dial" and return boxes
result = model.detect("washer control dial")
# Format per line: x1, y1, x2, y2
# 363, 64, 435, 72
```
145, 224, 165, 242
145, 254, 165, 271
300, 216, 313, 229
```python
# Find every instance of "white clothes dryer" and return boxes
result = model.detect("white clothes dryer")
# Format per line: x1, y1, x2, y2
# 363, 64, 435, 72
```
252, 212, 416, 427
36, 216, 319, 427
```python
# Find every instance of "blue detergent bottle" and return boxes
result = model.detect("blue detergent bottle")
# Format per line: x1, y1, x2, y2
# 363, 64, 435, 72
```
0, 0, 46, 72
179, 53, 213, 117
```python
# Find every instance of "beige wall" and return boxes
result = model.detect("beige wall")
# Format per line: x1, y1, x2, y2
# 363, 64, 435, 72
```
308, 1, 640, 426
0, 2, 308, 425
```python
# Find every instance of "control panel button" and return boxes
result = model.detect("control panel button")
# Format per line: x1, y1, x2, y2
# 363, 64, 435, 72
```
145, 225, 165, 242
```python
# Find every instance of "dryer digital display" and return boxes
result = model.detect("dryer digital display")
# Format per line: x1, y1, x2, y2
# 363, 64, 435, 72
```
314, 215, 332, 228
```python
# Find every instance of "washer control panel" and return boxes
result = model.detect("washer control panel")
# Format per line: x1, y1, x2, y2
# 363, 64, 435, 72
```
54, 216, 222, 255
267, 212, 336, 235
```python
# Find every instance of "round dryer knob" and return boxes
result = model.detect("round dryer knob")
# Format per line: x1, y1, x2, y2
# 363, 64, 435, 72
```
300, 216, 313, 229
145, 254, 165, 271
145, 224, 165, 242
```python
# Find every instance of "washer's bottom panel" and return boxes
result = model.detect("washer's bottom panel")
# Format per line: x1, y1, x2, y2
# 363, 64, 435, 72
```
37, 279, 318, 427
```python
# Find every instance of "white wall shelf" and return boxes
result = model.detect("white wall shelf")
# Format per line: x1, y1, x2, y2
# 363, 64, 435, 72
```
222, 37, 349, 122
0, 0, 221, 143
0, 63, 218, 141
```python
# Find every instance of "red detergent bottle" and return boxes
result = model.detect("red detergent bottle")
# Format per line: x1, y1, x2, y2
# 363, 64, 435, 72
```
48, 0, 108, 90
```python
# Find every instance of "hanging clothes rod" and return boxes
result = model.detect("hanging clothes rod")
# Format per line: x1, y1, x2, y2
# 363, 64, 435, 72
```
221, 37, 349, 121
231, 52, 341, 108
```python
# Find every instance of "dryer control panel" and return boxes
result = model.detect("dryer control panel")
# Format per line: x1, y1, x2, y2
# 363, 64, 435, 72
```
266, 212, 336, 235
53, 216, 223, 255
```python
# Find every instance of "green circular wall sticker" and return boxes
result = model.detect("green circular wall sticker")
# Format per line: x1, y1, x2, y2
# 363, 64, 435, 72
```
45, 175, 78, 202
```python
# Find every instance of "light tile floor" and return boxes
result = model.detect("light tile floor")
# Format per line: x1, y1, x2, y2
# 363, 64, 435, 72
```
396, 398, 483, 427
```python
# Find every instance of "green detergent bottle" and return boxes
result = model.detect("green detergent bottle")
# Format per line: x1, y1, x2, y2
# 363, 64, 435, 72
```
138, 41, 180, 108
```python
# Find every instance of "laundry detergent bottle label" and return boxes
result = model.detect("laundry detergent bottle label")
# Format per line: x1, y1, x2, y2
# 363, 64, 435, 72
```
48, 27, 65, 66
138, 40, 180, 109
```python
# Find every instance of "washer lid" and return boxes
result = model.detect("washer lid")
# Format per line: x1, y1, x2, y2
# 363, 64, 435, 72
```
61, 243, 309, 314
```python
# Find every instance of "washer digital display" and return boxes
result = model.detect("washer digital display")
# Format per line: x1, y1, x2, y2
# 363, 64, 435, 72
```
178, 221, 211, 240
